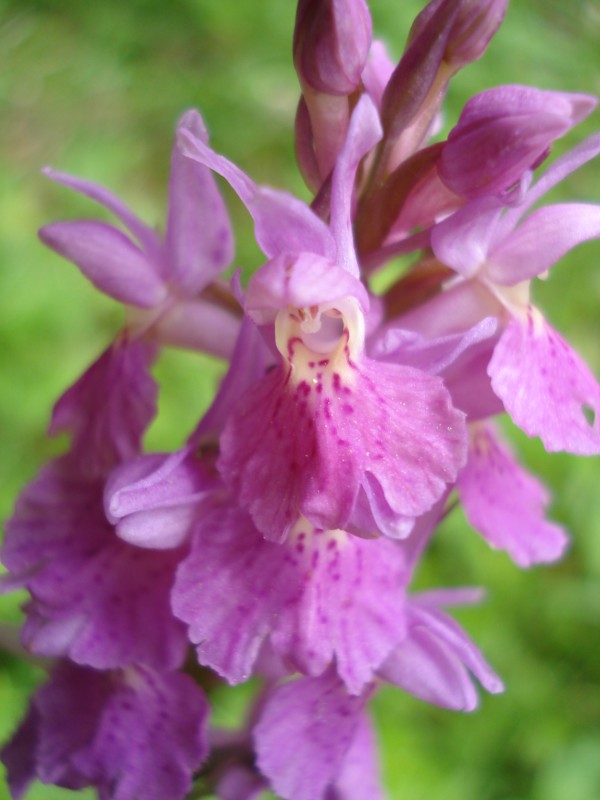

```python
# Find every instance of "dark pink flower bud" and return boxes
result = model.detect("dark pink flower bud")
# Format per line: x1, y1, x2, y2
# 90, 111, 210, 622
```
294, 0, 372, 96
439, 86, 597, 198
444, 0, 508, 68
376, 0, 507, 172
408, 0, 507, 69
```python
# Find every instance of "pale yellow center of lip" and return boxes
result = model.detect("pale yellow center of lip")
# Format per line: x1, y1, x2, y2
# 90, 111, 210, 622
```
274, 296, 365, 385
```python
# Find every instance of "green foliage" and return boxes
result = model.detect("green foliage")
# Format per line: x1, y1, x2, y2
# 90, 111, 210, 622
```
1, 1, 599, 798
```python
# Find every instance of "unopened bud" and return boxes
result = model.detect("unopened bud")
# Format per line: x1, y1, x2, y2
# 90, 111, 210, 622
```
408, 0, 508, 70
294, 0, 372, 95
439, 86, 598, 198
446, 0, 508, 67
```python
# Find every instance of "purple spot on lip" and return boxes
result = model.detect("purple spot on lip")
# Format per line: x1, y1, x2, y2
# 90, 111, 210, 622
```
342, 403, 354, 414
318, 359, 329, 367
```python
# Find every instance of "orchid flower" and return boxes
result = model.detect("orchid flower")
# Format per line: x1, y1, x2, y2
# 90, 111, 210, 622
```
179, 97, 467, 543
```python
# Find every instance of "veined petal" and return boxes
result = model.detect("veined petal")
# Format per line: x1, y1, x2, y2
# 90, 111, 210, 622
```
458, 422, 568, 566
488, 203, 600, 284
2, 459, 188, 670
348, 359, 467, 528
218, 347, 466, 541
167, 109, 234, 293
489, 312, 600, 454
172, 509, 407, 694
178, 125, 335, 260
42, 167, 161, 256
39, 221, 168, 308
254, 672, 371, 800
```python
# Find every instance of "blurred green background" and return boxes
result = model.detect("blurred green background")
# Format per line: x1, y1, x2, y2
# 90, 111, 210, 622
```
1, 0, 600, 798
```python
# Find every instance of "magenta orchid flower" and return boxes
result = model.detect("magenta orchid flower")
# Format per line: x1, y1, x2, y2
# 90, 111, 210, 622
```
39, 110, 238, 359
179, 97, 467, 543
423, 134, 600, 454
3, 0, 599, 796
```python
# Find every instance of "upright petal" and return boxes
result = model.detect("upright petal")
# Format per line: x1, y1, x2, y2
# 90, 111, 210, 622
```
166, 109, 234, 294
330, 95, 382, 276
178, 124, 335, 260
245, 252, 369, 324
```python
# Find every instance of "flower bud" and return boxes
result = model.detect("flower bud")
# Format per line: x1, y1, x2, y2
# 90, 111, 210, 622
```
294, 0, 372, 95
439, 86, 598, 198
408, 0, 508, 70
444, 0, 508, 68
